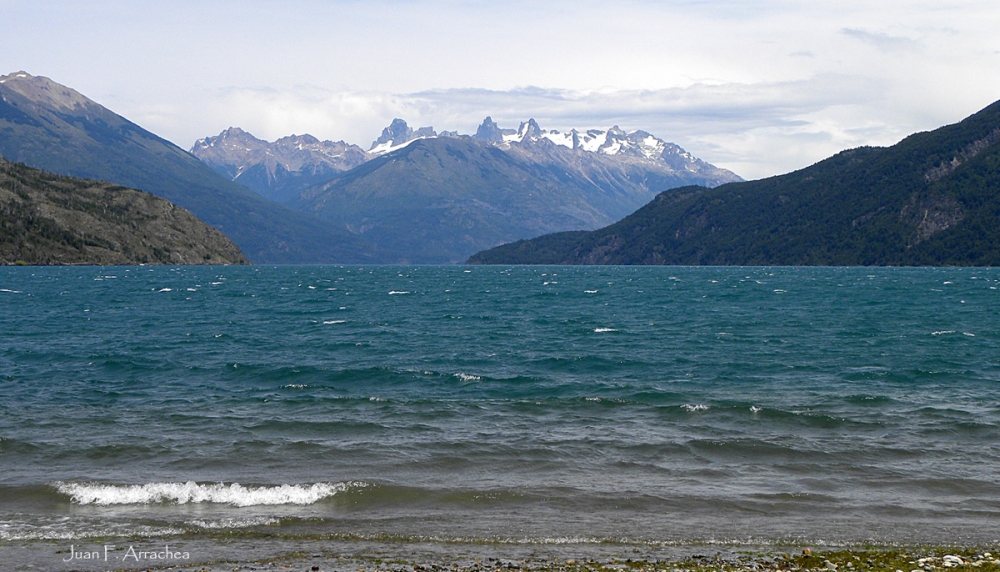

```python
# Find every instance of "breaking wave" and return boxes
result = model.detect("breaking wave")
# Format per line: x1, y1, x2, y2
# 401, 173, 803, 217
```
53, 481, 366, 507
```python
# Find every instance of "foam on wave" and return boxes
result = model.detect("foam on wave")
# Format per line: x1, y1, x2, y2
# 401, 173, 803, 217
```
53, 481, 365, 507
186, 516, 281, 529
0, 521, 183, 541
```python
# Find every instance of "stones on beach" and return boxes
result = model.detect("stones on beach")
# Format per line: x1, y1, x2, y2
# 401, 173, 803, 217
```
943, 556, 966, 568
915, 555, 969, 570
208, 549, 1000, 572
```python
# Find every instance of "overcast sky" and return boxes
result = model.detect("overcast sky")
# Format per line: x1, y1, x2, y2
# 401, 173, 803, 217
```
3, 0, 999, 179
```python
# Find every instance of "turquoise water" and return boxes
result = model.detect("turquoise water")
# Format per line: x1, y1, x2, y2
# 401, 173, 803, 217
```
1, 265, 1000, 554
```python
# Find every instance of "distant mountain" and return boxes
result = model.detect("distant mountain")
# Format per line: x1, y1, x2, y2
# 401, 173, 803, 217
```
191, 127, 369, 204
194, 116, 740, 209
474, 116, 735, 179
0, 71, 379, 263
0, 157, 248, 265
194, 117, 740, 263
468, 99, 1000, 266
292, 130, 739, 263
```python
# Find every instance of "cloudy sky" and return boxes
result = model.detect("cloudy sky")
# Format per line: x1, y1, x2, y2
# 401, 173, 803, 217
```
3, 0, 999, 179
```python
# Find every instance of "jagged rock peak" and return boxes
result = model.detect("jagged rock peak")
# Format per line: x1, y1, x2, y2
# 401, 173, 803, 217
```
369, 118, 437, 154
517, 118, 543, 140
474, 116, 504, 143
373, 118, 413, 148
607, 125, 627, 137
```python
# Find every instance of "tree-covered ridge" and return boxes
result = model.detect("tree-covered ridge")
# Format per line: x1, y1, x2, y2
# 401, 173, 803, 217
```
0, 158, 248, 265
469, 99, 1000, 266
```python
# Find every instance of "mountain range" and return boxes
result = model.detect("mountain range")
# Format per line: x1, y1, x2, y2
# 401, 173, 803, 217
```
468, 98, 1000, 266
194, 117, 741, 203
193, 117, 741, 263
190, 128, 370, 205
0, 157, 247, 265
0, 71, 380, 264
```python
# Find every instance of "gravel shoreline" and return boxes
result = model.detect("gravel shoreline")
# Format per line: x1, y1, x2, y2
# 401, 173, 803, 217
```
44, 544, 1000, 572
14, 534, 999, 572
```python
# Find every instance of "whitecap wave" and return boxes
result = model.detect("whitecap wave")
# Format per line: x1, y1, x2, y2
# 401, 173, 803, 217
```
53, 481, 365, 507
388, 291, 410, 295
594, 328, 618, 333
682, 404, 710, 412
0, 521, 183, 541
186, 516, 280, 529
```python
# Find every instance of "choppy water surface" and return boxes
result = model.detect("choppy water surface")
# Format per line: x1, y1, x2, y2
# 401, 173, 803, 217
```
1, 265, 999, 560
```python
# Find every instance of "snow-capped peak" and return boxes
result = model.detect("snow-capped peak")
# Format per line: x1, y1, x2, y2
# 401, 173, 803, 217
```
481, 118, 690, 165
364, 116, 702, 170
368, 118, 437, 156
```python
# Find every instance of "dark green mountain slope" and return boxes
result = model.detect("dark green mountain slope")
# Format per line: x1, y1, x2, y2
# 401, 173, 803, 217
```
0, 71, 377, 263
469, 99, 1000, 266
0, 158, 248, 265
293, 135, 717, 263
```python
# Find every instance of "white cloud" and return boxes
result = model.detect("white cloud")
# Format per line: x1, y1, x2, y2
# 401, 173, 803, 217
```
137, 73, 956, 180
841, 28, 923, 52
